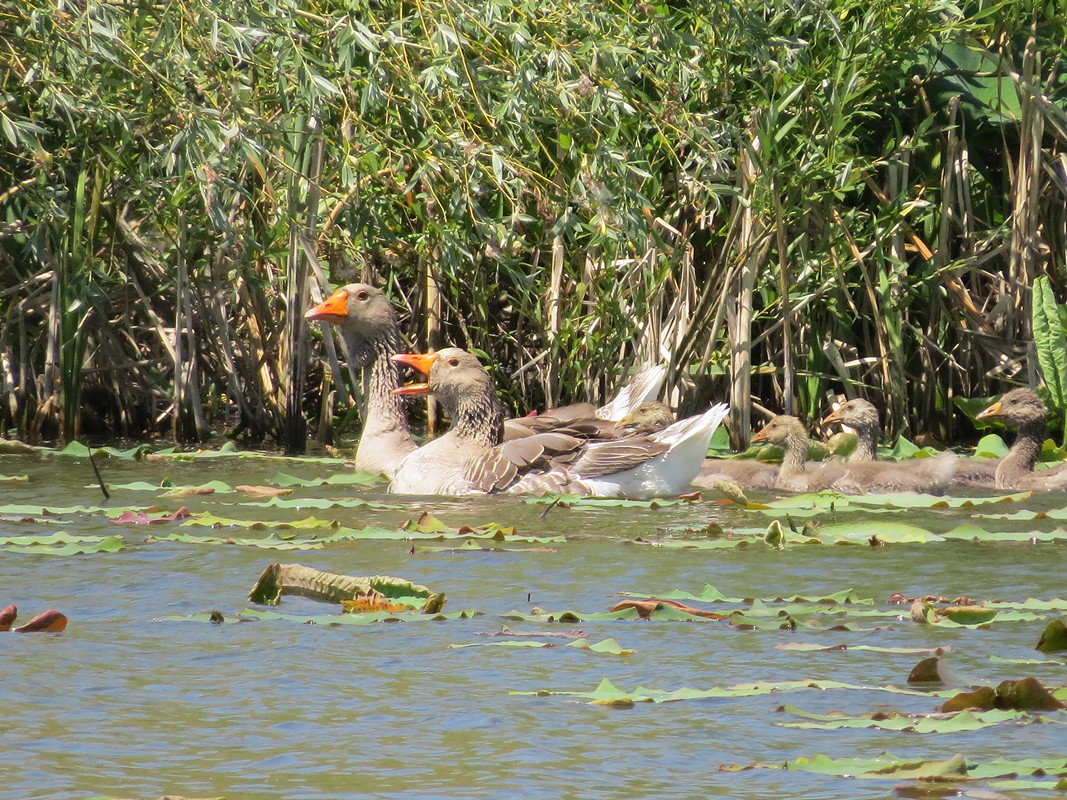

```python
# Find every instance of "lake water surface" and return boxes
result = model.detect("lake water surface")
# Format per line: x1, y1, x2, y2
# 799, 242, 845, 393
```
1, 448, 1064, 799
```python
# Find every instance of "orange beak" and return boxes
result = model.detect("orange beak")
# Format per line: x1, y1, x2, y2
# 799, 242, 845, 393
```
975, 399, 1002, 420
305, 289, 349, 323
391, 352, 439, 396
821, 407, 845, 426
751, 426, 769, 443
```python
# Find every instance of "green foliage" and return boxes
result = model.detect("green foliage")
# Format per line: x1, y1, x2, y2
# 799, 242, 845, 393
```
0, 0, 1064, 442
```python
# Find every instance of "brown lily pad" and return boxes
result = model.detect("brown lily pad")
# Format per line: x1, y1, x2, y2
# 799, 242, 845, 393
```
939, 686, 998, 712
907, 656, 959, 686
13, 609, 68, 633
608, 598, 729, 620
939, 676, 1065, 712
235, 485, 294, 498
109, 507, 191, 525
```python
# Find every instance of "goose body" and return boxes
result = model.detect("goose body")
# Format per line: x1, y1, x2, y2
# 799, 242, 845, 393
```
692, 459, 779, 491
388, 348, 727, 498
305, 284, 415, 478
975, 389, 1067, 491
306, 284, 667, 477
753, 415, 956, 494
822, 398, 1000, 491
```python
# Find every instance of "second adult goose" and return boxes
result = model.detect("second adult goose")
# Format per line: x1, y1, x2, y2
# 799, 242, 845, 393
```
752, 415, 956, 494
388, 347, 728, 498
975, 388, 1067, 491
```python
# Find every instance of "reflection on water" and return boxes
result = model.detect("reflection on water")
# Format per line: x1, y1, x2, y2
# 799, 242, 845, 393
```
1, 452, 1064, 799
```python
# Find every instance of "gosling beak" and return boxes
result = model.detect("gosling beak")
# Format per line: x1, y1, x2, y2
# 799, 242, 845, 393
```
821, 407, 845, 425
975, 399, 1002, 420
391, 352, 439, 396
305, 289, 349, 323
751, 426, 769, 444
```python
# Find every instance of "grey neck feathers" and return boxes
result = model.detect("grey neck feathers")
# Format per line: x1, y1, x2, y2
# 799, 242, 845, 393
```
778, 429, 809, 478
342, 327, 410, 436
997, 417, 1045, 484
849, 423, 878, 462
450, 386, 505, 447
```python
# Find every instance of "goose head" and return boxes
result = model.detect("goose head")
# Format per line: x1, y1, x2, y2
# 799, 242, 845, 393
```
821, 398, 878, 431
391, 347, 494, 409
751, 415, 808, 446
305, 283, 398, 338
976, 388, 1047, 429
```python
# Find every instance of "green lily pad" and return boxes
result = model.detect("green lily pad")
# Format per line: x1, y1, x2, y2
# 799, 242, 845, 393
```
145, 532, 325, 550
512, 677, 933, 706
241, 496, 401, 510
631, 584, 874, 605
0, 532, 125, 555
778, 705, 1061, 733
524, 495, 681, 509
107, 480, 234, 493
451, 637, 633, 655
271, 471, 382, 487
181, 513, 344, 530
776, 642, 946, 654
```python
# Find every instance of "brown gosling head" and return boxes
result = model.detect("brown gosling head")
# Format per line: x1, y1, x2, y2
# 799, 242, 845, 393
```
618, 401, 674, 433
751, 415, 808, 446
821, 398, 879, 431
976, 388, 1047, 429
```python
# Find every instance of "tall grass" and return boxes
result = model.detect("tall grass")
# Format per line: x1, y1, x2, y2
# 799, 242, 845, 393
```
0, 0, 1064, 446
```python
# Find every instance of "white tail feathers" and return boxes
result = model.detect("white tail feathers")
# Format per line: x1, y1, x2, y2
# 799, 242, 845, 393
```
596, 364, 668, 421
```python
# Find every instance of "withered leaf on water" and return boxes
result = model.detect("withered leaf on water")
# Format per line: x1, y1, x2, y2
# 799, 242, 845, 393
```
608, 598, 729, 620
109, 507, 191, 525
939, 677, 1065, 712
235, 485, 294, 498
13, 609, 68, 633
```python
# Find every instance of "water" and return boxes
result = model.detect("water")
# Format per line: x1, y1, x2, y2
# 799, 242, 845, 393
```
1, 451, 1064, 799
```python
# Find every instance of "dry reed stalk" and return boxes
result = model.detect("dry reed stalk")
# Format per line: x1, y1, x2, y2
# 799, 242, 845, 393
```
727, 123, 761, 449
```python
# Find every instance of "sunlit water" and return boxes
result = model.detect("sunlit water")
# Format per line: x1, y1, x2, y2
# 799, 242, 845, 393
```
1, 451, 1064, 799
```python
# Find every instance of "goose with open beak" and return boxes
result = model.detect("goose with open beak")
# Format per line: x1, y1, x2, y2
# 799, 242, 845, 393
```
387, 347, 728, 498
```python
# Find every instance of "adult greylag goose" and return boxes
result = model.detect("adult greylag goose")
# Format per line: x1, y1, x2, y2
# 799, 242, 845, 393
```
822, 398, 1000, 488
388, 347, 728, 498
306, 284, 668, 475
752, 415, 956, 494
305, 284, 415, 478
974, 389, 1067, 491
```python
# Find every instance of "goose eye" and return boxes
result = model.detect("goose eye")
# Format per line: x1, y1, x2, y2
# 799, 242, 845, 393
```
356, 290, 369, 301
448, 357, 460, 367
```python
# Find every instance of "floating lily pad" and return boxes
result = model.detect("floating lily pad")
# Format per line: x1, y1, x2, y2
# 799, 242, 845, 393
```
106, 480, 234, 493
240, 496, 400, 510
735, 752, 1067, 786
451, 637, 633, 655
271, 471, 382, 487
145, 532, 324, 550
512, 677, 933, 706
0, 532, 125, 555
625, 584, 874, 605
777, 642, 946, 655
524, 495, 681, 509
777, 705, 1061, 733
